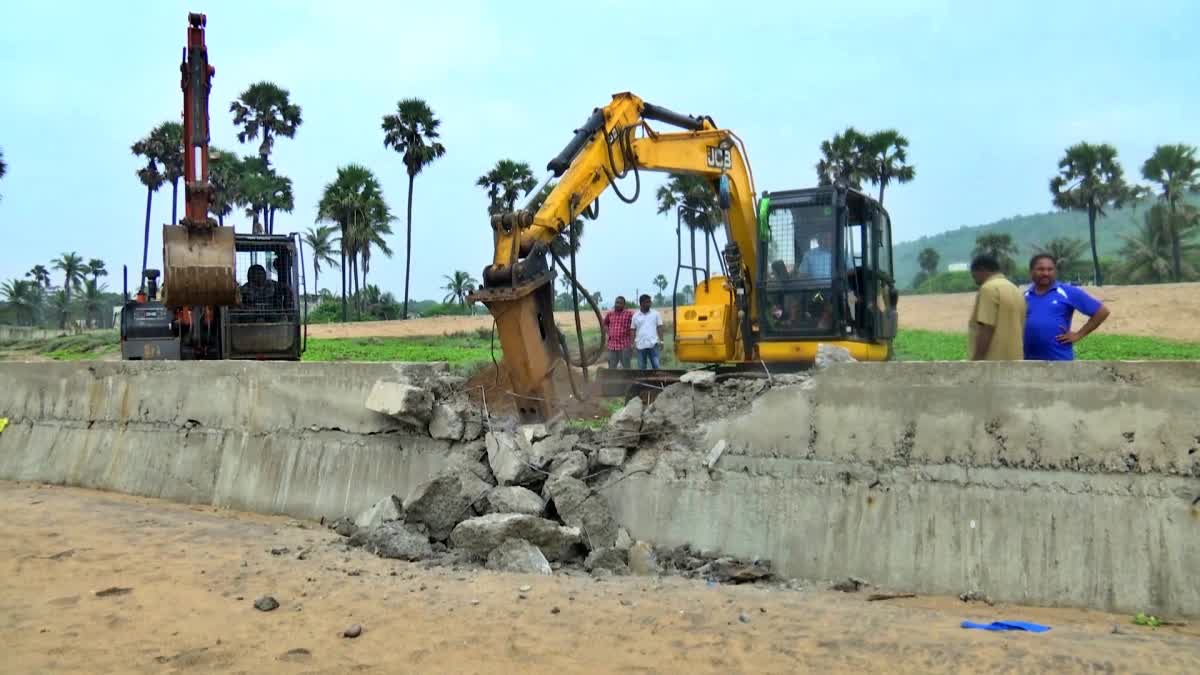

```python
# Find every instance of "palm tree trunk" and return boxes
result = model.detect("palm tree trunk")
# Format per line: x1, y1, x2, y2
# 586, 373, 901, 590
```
218, 212, 224, 227
171, 178, 179, 225
141, 186, 153, 284
403, 172, 415, 320
1088, 205, 1102, 286
269, 206, 276, 235
878, 181, 886, 206
340, 230, 348, 322
1169, 203, 1183, 282
689, 228, 698, 288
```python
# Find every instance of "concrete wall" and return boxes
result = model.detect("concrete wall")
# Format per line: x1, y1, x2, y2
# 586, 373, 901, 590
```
0, 361, 455, 519
1, 359, 1196, 616
604, 361, 1200, 617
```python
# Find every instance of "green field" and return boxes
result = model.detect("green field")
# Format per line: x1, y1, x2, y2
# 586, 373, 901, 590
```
894, 329, 1200, 361
0, 331, 119, 361
303, 334, 496, 374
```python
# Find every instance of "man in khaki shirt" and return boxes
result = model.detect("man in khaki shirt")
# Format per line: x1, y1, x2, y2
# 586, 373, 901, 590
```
967, 254, 1025, 360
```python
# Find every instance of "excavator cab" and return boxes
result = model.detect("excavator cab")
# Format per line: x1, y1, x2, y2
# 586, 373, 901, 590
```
756, 186, 896, 361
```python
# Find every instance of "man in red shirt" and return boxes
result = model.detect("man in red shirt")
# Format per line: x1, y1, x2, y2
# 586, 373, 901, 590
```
602, 296, 633, 368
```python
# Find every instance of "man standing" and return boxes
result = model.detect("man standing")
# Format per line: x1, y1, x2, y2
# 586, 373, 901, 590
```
602, 296, 633, 369
631, 294, 664, 369
967, 254, 1025, 361
1023, 254, 1110, 360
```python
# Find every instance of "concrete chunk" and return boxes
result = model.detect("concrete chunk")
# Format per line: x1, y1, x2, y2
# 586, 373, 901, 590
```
597, 447, 627, 467
680, 370, 717, 388
547, 476, 620, 550
402, 471, 492, 540
549, 450, 588, 481
814, 343, 857, 371
604, 397, 644, 449
485, 538, 552, 575
357, 522, 433, 561
486, 431, 537, 486
628, 541, 658, 576
485, 486, 545, 516
366, 381, 434, 427
429, 403, 466, 441
705, 440, 727, 469
450, 513, 583, 561
354, 494, 402, 528
584, 547, 630, 575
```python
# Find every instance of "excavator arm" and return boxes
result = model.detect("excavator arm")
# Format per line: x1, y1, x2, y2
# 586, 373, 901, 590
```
471, 92, 760, 422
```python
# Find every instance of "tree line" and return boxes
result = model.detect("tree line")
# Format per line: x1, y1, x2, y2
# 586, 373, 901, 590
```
1, 255, 114, 329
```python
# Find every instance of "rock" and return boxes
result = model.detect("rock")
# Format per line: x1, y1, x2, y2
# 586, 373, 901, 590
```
584, 547, 629, 575
485, 538, 552, 575
680, 369, 717, 388
596, 447, 627, 467
365, 381, 434, 427
462, 410, 484, 442
547, 476, 620, 550
959, 590, 995, 606
429, 375, 466, 400
278, 648, 311, 662
254, 596, 279, 612
614, 528, 633, 551
701, 557, 773, 584
739, 611, 751, 624
519, 424, 550, 445
403, 471, 492, 540
429, 403, 466, 441
444, 440, 494, 484
814, 343, 857, 371
771, 373, 809, 387
528, 434, 577, 469
548, 450, 588, 481
519, 584, 532, 592
485, 486, 545, 516
450, 514, 583, 562
627, 541, 658, 576
604, 397, 643, 448
329, 517, 358, 538
705, 440, 727, 470
359, 522, 433, 561
831, 576, 868, 593
486, 432, 538, 486
354, 495, 403, 529
95, 587, 132, 597
343, 624, 363, 639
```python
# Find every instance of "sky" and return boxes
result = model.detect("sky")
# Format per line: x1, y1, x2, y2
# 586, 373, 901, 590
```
1, 0, 1197, 303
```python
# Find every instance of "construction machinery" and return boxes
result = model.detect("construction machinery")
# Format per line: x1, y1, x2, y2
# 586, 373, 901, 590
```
470, 92, 897, 421
120, 12, 306, 361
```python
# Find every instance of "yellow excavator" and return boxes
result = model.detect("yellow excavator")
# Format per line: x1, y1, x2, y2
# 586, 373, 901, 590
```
471, 92, 899, 421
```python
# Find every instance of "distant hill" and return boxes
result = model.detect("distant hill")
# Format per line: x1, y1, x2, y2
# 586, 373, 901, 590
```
892, 196, 1192, 289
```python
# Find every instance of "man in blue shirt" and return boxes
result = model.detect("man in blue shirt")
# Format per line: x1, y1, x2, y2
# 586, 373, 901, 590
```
1023, 254, 1110, 360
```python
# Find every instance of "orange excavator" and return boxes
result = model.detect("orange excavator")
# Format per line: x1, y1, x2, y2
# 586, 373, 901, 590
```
120, 12, 305, 361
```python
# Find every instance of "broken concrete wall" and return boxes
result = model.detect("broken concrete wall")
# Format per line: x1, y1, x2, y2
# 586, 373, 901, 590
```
603, 361, 1200, 617
0, 361, 455, 519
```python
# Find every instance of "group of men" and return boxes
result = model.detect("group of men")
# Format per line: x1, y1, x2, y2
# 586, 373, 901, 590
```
967, 253, 1110, 361
601, 294, 665, 369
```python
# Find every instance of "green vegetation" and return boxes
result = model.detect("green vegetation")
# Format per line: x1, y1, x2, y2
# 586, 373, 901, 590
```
0, 331, 119, 361
302, 334, 494, 375
894, 329, 1200, 362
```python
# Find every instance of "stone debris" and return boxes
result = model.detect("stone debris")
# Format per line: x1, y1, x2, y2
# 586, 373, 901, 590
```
815, 343, 857, 371
519, 424, 550, 446
548, 450, 588, 481
485, 538, 552, 575
547, 476, 620, 550
959, 590, 995, 606
354, 522, 433, 561
705, 440, 727, 470
365, 381, 434, 427
680, 369, 717, 389
254, 596, 280, 612
486, 432, 539, 486
832, 577, 868, 593
699, 557, 773, 584
584, 547, 630, 576
428, 403, 465, 441
354, 495, 402, 529
450, 513, 583, 562
403, 471, 492, 541
485, 486, 545, 516
605, 397, 644, 449
627, 541, 658, 576
329, 517, 358, 538
614, 528, 634, 551
343, 624, 363, 638
596, 447, 627, 467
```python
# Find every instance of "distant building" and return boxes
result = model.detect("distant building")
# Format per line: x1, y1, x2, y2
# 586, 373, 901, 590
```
947, 262, 969, 272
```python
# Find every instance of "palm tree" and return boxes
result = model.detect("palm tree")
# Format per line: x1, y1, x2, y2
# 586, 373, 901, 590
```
237, 156, 274, 234
48, 289, 71, 330
85, 258, 108, 286
348, 200, 395, 312
477, 159, 537, 215
229, 81, 302, 166
862, 130, 915, 205
1141, 144, 1200, 281
816, 127, 869, 189
81, 279, 107, 328
972, 233, 1018, 275
1049, 142, 1135, 286
1, 280, 39, 325
302, 225, 339, 295
150, 121, 184, 224
131, 128, 167, 280
316, 164, 389, 321
267, 173, 294, 235
656, 173, 721, 285
1118, 204, 1197, 283
52, 251, 86, 310
1031, 237, 1086, 274
917, 247, 940, 276
26, 264, 52, 290
442, 270, 478, 307
208, 148, 243, 227
382, 98, 447, 320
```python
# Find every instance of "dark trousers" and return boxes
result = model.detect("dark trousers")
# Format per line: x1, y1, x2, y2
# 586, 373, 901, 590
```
607, 347, 632, 369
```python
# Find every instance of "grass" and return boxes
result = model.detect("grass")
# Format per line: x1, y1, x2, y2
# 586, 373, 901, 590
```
302, 333, 497, 376
894, 329, 1200, 361
0, 331, 119, 361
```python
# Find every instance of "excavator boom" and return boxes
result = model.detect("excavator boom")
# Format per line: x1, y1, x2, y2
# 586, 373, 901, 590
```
161, 12, 237, 307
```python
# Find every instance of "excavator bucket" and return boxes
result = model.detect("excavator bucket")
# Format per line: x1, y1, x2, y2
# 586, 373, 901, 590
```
160, 223, 237, 306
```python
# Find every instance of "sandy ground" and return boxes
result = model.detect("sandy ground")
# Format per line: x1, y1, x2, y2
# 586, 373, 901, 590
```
3, 482, 1196, 674
307, 283, 1200, 342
